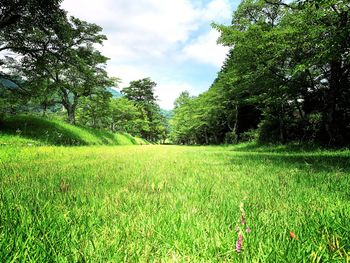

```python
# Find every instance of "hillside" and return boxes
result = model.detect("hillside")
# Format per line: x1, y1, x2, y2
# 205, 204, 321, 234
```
107, 87, 122, 98
160, 109, 173, 120
0, 115, 149, 146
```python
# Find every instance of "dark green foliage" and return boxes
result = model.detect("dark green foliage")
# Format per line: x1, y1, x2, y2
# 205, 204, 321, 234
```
220, 0, 350, 146
0, 0, 64, 31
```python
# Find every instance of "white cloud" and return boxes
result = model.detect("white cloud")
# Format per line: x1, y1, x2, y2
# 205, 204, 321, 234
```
201, 0, 233, 22
107, 65, 149, 88
155, 81, 198, 110
62, 0, 202, 59
181, 29, 229, 67
62, 0, 234, 109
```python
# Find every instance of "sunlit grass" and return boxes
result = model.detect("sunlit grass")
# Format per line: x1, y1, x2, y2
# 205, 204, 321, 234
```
1, 145, 349, 261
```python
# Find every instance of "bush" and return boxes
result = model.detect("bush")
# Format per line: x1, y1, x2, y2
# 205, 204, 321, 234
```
225, 131, 238, 144
240, 129, 258, 142
303, 113, 323, 142
257, 118, 281, 143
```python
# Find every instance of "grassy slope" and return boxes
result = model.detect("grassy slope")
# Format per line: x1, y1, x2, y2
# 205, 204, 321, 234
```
0, 115, 149, 146
0, 145, 349, 261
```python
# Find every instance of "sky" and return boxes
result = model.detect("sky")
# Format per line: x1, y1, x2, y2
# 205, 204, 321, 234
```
62, 0, 240, 109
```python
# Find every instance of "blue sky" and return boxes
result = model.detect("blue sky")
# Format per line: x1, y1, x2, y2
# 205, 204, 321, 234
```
62, 0, 240, 109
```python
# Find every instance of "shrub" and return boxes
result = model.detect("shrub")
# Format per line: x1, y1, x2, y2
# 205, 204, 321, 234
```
240, 129, 258, 142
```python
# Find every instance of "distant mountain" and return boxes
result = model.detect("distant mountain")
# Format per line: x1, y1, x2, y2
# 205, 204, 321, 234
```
160, 109, 173, 120
0, 78, 19, 89
107, 87, 122, 98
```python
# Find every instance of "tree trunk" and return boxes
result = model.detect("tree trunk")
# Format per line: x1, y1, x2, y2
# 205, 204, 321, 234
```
67, 106, 76, 124
324, 60, 343, 145
233, 104, 239, 143
279, 116, 286, 144
61, 91, 79, 125
279, 105, 286, 144
111, 123, 116, 132
204, 127, 209, 145
62, 100, 77, 125
42, 103, 48, 117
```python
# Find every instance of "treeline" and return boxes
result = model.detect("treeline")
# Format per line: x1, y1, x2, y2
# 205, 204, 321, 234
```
0, 0, 168, 142
76, 78, 168, 142
171, 0, 350, 146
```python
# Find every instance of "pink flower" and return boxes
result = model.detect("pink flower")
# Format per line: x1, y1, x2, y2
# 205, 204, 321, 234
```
245, 227, 251, 233
236, 233, 243, 253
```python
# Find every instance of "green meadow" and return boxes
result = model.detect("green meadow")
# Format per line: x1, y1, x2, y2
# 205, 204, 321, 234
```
1, 144, 349, 262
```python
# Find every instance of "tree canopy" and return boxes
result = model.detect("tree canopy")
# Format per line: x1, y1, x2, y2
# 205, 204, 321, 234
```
122, 78, 168, 142
171, 0, 350, 146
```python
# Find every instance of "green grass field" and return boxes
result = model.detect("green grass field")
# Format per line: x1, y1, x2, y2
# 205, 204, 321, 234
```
1, 144, 350, 262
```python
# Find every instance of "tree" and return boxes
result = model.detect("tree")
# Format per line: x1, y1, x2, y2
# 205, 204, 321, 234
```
122, 78, 157, 104
76, 89, 112, 129
0, 0, 66, 105
108, 97, 144, 134
3, 15, 111, 124
0, 0, 65, 66
170, 91, 196, 144
121, 78, 167, 142
59, 44, 112, 124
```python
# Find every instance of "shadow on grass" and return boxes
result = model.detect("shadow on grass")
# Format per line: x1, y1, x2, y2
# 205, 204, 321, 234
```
231, 142, 348, 153
232, 152, 350, 172
122, 133, 137, 144
230, 142, 350, 173
82, 126, 117, 144
227, 152, 350, 199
